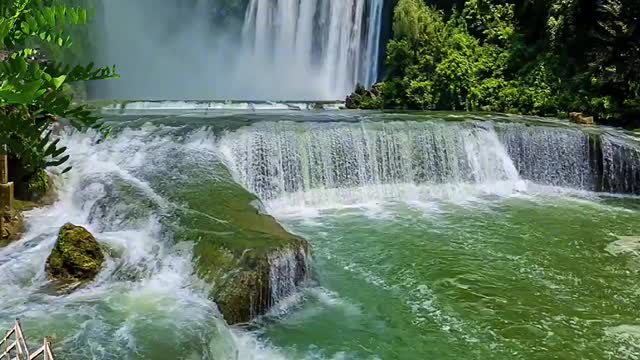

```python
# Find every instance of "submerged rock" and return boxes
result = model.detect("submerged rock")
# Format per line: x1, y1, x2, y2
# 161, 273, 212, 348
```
46, 223, 105, 283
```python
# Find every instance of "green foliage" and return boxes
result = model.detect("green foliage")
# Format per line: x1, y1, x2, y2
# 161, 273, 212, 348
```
353, 0, 640, 125
0, 0, 117, 182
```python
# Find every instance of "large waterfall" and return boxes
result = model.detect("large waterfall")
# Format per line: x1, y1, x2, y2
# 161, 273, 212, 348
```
242, 0, 384, 98
95, 0, 384, 100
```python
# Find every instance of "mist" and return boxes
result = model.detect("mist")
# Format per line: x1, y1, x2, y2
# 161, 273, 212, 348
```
92, 0, 384, 101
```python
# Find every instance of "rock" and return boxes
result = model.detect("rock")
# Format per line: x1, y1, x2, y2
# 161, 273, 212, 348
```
0, 212, 24, 247
346, 83, 383, 109
174, 164, 311, 324
46, 223, 104, 283
1, 200, 39, 248
212, 241, 310, 324
569, 112, 595, 125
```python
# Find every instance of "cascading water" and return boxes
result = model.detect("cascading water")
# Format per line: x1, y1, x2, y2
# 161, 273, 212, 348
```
0, 127, 289, 359
601, 133, 640, 194
219, 120, 525, 210
4, 111, 640, 359
241, 0, 384, 99
269, 246, 312, 305
213, 115, 640, 359
95, 0, 384, 100
496, 123, 598, 190
219, 119, 640, 211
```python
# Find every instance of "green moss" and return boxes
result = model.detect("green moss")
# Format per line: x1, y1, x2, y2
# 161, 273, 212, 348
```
13, 200, 37, 212
46, 223, 105, 283
169, 164, 309, 324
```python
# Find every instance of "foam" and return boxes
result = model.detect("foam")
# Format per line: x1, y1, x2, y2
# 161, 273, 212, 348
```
605, 236, 640, 256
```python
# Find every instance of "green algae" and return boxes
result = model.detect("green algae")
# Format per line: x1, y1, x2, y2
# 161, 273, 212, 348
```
46, 223, 105, 283
169, 163, 309, 324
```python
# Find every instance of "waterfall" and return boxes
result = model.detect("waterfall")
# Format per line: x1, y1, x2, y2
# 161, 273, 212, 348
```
496, 123, 598, 190
268, 246, 311, 305
219, 121, 524, 208
602, 134, 640, 194
96, 0, 385, 100
219, 120, 640, 209
241, 0, 384, 99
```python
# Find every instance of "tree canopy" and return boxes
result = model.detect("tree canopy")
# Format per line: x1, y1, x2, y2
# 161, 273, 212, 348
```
350, 0, 640, 126
0, 0, 117, 190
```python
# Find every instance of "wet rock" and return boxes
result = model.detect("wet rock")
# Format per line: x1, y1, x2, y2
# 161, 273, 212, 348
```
346, 83, 383, 109
0, 212, 24, 247
175, 164, 312, 324
213, 242, 311, 324
0, 191, 37, 247
569, 112, 595, 125
46, 223, 104, 283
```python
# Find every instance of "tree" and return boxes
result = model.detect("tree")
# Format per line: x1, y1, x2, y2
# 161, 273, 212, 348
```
0, 0, 117, 197
348, 0, 639, 126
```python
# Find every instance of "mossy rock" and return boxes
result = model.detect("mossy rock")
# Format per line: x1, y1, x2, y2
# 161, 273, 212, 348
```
0, 212, 25, 247
46, 223, 105, 283
168, 163, 311, 324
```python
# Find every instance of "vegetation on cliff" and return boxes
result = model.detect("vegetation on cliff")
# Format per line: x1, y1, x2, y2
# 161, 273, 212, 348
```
350, 0, 639, 126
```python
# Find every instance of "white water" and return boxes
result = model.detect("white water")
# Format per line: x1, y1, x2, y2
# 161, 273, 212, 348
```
0, 127, 287, 359
269, 246, 312, 306
102, 100, 346, 114
242, 0, 384, 99
497, 123, 596, 189
96, 0, 383, 100
219, 121, 527, 212
218, 120, 640, 217
6, 117, 640, 358
602, 133, 640, 193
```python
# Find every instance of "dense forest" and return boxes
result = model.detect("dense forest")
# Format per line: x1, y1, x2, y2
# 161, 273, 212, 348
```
348, 0, 640, 127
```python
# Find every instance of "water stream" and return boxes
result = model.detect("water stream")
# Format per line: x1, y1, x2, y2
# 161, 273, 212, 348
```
2, 110, 640, 359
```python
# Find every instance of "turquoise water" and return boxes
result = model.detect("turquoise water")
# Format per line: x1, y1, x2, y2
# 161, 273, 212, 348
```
1, 111, 640, 359
258, 194, 640, 359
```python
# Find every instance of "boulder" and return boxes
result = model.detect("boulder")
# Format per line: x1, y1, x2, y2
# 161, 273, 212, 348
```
0, 212, 24, 247
569, 112, 595, 125
174, 164, 312, 324
46, 223, 104, 283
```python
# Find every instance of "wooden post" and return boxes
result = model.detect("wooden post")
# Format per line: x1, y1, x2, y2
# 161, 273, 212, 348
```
0, 152, 7, 184
0, 146, 11, 238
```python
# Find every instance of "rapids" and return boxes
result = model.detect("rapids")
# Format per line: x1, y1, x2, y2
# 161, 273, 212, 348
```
2, 109, 640, 359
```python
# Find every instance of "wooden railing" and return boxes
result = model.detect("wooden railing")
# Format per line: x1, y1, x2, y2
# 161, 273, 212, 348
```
0, 320, 54, 360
